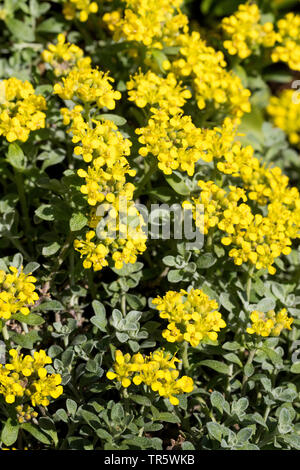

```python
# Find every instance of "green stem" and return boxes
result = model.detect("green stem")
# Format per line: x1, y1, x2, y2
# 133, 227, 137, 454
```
48, 233, 75, 285
87, 270, 96, 299
135, 157, 157, 198
241, 348, 256, 394
181, 341, 190, 373
121, 293, 126, 317
9, 237, 31, 260
246, 265, 255, 303
14, 169, 32, 251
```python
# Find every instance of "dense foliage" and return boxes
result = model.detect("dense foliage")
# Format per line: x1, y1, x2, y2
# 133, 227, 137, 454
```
0, 0, 300, 451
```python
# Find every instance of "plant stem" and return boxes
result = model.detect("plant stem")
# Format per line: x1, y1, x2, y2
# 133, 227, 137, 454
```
14, 169, 33, 252
121, 293, 126, 317
87, 270, 97, 299
182, 341, 190, 372
241, 348, 256, 394
135, 158, 156, 198
246, 265, 255, 303
49, 233, 75, 285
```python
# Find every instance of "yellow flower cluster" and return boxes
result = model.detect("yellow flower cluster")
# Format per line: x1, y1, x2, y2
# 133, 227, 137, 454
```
247, 308, 293, 337
201, 117, 255, 177
54, 67, 122, 110
185, 165, 300, 274
51, 45, 148, 271
60, 104, 147, 271
152, 289, 226, 347
272, 13, 300, 71
0, 266, 39, 321
0, 78, 46, 143
267, 90, 300, 146
102, 0, 188, 49
0, 349, 63, 406
63, 0, 98, 22
221, 3, 277, 59
42, 33, 91, 77
103, 1, 251, 119
136, 108, 209, 176
106, 349, 194, 405
126, 70, 191, 114
171, 32, 251, 116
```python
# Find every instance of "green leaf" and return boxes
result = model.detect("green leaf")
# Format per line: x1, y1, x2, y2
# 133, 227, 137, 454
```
262, 346, 283, 366
282, 434, 300, 450
7, 143, 26, 170
91, 300, 107, 332
35, 204, 54, 221
256, 298, 276, 312
165, 173, 191, 196
130, 395, 152, 407
244, 363, 254, 377
42, 242, 61, 257
6, 18, 35, 41
197, 253, 216, 269
21, 423, 52, 445
291, 362, 300, 373
111, 403, 125, 423
162, 255, 176, 267
1, 418, 19, 446
23, 262, 40, 275
199, 360, 230, 375
80, 409, 101, 430
157, 412, 180, 423
249, 412, 268, 429
167, 269, 183, 283
11, 330, 41, 349
66, 399, 77, 417
219, 293, 235, 312
96, 114, 127, 126
69, 212, 88, 232
210, 391, 226, 414
39, 417, 58, 446
55, 409, 69, 423
14, 312, 44, 326
36, 18, 64, 33
182, 441, 195, 450
237, 427, 254, 443
39, 300, 64, 311
207, 422, 223, 442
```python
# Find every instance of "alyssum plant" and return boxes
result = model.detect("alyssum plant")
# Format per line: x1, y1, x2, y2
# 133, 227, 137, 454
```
0, 0, 299, 450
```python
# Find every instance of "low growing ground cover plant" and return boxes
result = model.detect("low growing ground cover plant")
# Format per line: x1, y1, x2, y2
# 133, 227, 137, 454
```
0, 0, 300, 451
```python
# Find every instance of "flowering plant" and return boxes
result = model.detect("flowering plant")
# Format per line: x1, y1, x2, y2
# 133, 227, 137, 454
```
0, 0, 300, 451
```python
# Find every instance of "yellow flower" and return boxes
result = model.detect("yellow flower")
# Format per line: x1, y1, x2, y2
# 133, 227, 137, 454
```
54, 67, 121, 110
272, 13, 300, 71
171, 31, 251, 117
0, 265, 39, 321
153, 288, 226, 347
247, 309, 293, 337
267, 90, 300, 147
107, 349, 194, 405
103, 0, 188, 49
63, 0, 98, 22
42, 33, 91, 77
136, 108, 207, 176
0, 350, 63, 408
222, 4, 277, 59
0, 78, 46, 143
127, 70, 191, 114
